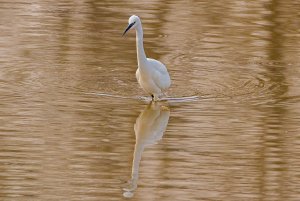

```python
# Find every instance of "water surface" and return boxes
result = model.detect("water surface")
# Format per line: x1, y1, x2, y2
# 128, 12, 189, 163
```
0, 0, 300, 200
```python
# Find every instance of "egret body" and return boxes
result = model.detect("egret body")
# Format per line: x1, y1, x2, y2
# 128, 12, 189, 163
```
123, 15, 171, 101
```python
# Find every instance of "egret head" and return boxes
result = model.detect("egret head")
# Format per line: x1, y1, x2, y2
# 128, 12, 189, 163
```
122, 15, 141, 36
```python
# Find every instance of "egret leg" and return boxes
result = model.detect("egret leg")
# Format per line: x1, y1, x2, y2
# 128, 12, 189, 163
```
151, 94, 154, 101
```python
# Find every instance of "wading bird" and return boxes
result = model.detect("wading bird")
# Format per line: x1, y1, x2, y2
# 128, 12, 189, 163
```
123, 15, 171, 101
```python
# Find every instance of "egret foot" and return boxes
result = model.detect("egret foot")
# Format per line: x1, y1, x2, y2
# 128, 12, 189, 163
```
151, 94, 159, 101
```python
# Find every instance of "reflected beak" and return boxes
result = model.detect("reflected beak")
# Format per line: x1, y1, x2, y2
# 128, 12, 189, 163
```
122, 22, 135, 36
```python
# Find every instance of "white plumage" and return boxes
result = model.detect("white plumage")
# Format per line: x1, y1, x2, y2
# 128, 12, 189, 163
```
123, 15, 171, 101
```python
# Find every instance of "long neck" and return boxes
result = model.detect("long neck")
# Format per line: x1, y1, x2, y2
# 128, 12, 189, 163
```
135, 24, 147, 66
131, 142, 144, 182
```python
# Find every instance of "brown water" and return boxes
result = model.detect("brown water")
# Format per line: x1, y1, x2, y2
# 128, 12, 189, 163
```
0, 0, 300, 200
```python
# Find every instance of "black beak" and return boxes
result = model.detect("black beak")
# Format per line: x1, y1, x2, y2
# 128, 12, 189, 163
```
122, 22, 135, 36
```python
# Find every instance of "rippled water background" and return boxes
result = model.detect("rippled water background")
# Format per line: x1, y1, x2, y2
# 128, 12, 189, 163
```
0, 0, 300, 200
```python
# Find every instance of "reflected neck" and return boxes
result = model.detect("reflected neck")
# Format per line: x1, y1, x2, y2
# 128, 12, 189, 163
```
136, 25, 147, 66
131, 142, 144, 181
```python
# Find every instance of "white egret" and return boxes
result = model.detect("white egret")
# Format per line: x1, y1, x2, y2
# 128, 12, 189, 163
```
123, 15, 171, 101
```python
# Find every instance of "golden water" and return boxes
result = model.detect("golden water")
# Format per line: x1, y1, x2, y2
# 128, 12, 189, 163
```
0, 0, 299, 200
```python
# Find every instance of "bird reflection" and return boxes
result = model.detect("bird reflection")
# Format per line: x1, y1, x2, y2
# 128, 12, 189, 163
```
123, 101, 170, 198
